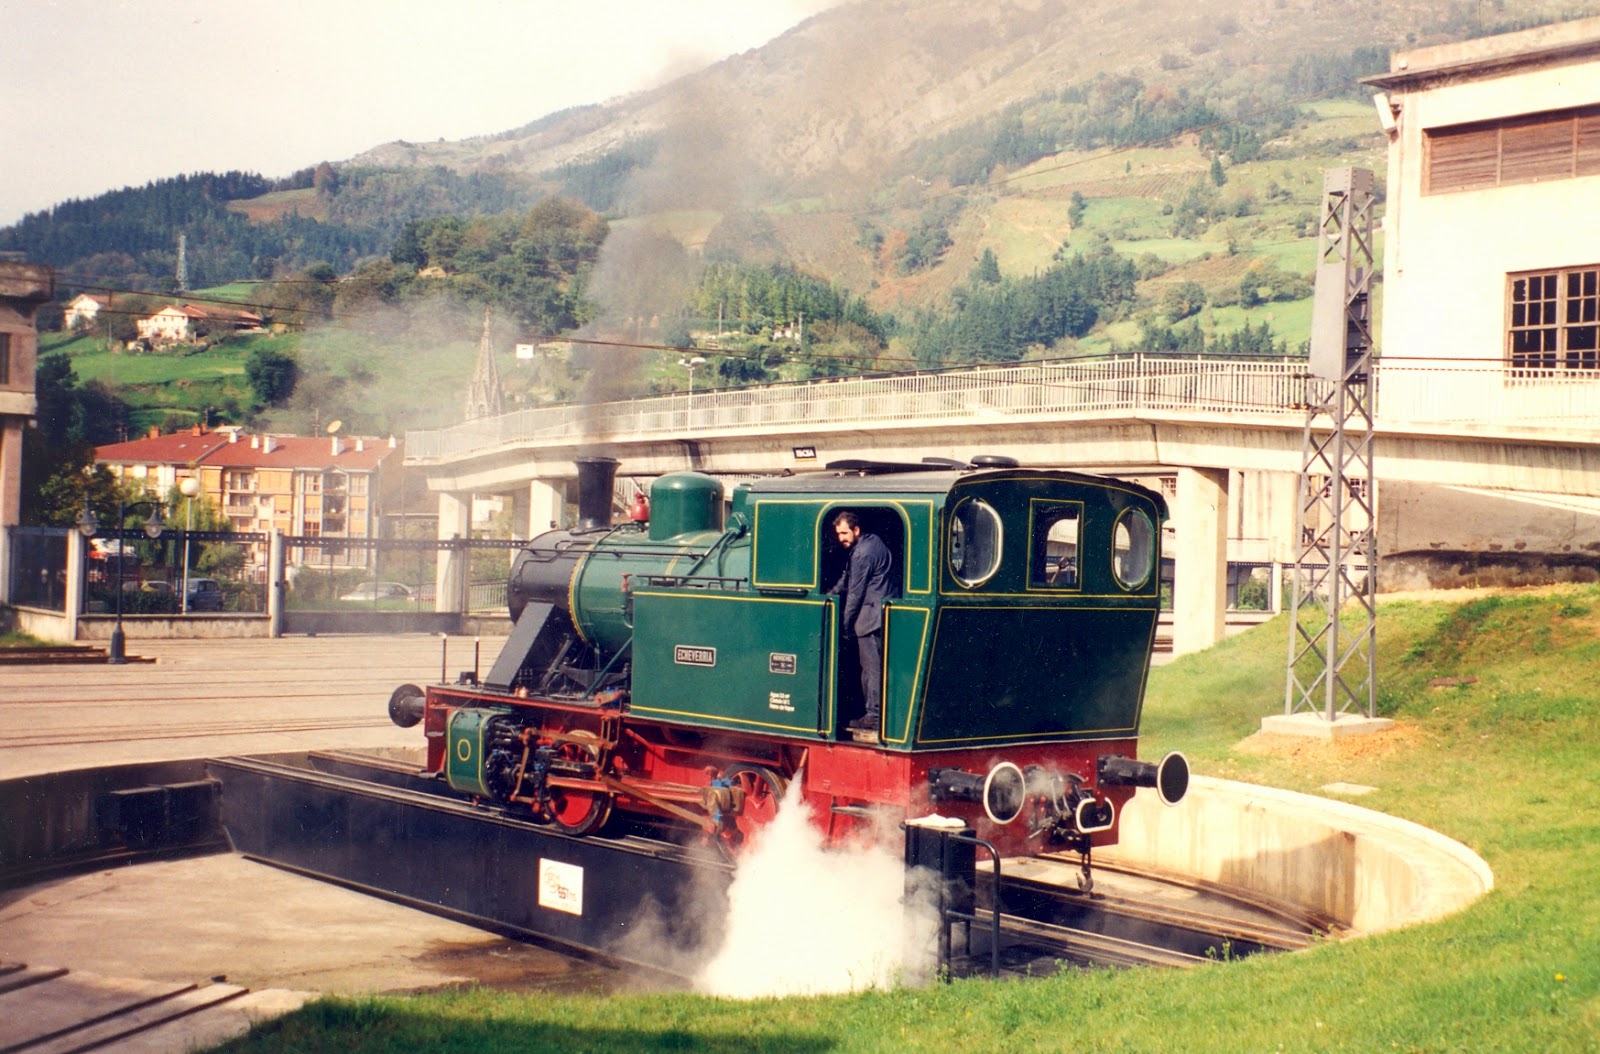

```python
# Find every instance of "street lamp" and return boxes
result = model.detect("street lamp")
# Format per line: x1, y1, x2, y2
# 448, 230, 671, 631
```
678, 355, 706, 396
78, 498, 166, 664
179, 477, 201, 614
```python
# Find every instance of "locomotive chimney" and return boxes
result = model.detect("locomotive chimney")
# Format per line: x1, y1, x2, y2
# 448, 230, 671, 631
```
574, 456, 619, 531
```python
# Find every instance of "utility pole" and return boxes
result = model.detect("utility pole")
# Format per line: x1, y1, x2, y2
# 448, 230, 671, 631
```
1277, 167, 1391, 737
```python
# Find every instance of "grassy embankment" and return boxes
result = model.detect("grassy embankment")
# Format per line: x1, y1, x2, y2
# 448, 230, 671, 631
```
41, 323, 480, 438
209, 585, 1600, 1053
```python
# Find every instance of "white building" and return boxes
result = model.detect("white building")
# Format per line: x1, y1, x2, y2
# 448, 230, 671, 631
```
62, 293, 110, 330
1369, 17, 1600, 373
136, 303, 264, 345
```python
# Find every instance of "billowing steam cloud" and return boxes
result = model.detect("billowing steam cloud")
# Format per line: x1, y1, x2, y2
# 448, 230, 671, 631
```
694, 784, 940, 997
575, 57, 759, 431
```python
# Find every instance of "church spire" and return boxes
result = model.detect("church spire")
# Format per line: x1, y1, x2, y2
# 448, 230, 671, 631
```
465, 306, 504, 420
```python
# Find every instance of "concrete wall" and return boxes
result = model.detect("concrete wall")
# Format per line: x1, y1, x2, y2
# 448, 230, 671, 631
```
69, 613, 270, 641
1103, 776, 1494, 936
1380, 481, 1600, 589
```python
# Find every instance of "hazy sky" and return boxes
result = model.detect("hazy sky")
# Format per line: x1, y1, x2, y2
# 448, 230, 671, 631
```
0, 0, 834, 225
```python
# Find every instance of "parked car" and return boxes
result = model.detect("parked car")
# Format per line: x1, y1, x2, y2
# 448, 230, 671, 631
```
185, 578, 225, 612
340, 581, 413, 602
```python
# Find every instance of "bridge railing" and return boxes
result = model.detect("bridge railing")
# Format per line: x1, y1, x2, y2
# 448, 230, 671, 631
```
1374, 359, 1600, 428
405, 354, 1600, 461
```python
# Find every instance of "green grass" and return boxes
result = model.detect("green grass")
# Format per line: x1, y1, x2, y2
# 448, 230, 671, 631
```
208, 585, 1600, 1053
1106, 237, 1214, 264
194, 282, 262, 303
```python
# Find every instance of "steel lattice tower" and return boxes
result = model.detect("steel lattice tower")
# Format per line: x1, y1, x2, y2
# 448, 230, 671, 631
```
1285, 168, 1378, 721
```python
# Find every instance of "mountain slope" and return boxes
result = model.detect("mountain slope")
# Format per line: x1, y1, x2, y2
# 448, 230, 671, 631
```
346, 0, 1593, 205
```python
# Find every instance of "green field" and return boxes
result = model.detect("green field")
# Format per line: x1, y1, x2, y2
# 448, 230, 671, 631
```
207, 585, 1600, 1054
42, 325, 487, 437
42, 331, 254, 433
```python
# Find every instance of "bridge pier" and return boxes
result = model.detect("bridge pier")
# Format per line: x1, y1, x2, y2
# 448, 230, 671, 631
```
1172, 467, 1230, 656
527, 477, 565, 534
435, 492, 470, 614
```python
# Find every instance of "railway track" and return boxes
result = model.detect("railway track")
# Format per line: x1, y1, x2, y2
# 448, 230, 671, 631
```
0, 962, 294, 1054
943, 855, 1333, 978
2, 717, 392, 751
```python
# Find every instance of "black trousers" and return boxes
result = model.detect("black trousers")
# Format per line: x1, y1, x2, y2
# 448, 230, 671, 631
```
857, 630, 884, 720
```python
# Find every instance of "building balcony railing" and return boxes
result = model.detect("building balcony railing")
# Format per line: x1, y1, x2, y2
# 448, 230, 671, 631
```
404, 353, 1600, 463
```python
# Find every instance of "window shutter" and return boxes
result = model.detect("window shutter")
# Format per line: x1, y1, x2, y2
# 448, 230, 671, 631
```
1427, 124, 1499, 193
1577, 112, 1600, 177
1500, 113, 1575, 183
1427, 104, 1600, 194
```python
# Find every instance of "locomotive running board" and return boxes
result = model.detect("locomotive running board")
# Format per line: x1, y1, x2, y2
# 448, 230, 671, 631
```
206, 752, 734, 980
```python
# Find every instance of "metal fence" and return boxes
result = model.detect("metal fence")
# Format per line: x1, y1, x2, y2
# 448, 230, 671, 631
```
406, 353, 1600, 464
283, 535, 515, 614
406, 354, 1311, 461
94, 529, 267, 614
7, 528, 68, 611
4, 527, 520, 619
4, 526, 268, 614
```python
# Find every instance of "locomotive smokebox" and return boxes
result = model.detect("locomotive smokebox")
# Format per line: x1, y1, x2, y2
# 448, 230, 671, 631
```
575, 456, 619, 531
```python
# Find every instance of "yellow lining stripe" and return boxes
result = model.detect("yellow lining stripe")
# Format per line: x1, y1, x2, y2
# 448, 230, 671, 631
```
881, 605, 931, 746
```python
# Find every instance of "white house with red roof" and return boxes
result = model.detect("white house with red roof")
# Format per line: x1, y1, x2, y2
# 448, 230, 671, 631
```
62, 293, 111, 330
135, 303, 265, 345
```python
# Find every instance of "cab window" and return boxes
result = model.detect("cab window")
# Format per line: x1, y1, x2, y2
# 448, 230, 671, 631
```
948, 498, 1002, 587
1112, 508, 1155, 590
1030, 502, 1081, 589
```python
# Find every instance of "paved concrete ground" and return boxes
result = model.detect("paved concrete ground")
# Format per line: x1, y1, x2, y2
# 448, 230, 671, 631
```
1, 634, 488, 779
1, 634, 644, 1054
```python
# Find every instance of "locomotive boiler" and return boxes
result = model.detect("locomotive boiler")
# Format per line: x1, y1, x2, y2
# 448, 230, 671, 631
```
390, 455, 1187, 871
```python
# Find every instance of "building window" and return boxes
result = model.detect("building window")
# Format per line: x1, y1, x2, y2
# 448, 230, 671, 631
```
1508, 265, 1600, 373
1426, 104, 1600, 194
0, 333, 10, 385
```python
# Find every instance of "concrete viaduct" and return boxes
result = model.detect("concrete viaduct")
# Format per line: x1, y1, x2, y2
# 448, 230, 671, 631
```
404, 355, 1600, 654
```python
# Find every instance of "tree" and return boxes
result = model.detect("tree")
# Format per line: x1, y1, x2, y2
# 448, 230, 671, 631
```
20, 354, 133, 525
1210, 156, 1228, 187
245, 348, 299, 406
971, 248, 1001, 284
1068, 191, 1087, 228
1161, 281, 1207, 322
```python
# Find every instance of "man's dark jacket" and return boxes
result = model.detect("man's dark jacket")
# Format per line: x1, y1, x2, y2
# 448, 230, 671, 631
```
838, 533, 900, 637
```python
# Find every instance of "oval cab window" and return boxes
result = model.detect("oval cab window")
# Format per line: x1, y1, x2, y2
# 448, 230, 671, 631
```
949, 499, 1003, 587
1112, 508, 1155, 590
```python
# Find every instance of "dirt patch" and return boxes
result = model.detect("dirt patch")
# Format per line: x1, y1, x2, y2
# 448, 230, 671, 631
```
1234, 719, 1429, 762
1378, 582, 1596, 605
